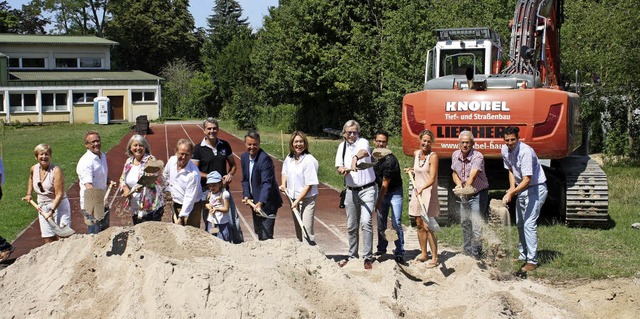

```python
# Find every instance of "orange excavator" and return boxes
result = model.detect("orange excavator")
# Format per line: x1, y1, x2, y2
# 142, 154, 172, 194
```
402, 0, 609, 226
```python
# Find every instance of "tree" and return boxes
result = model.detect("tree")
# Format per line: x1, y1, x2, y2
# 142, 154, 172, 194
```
0, 1, 20, 33
0, 1, 50, 34
161, 59, 214, 118
107, 0, 200, 75
562, 0, 640, 159
202, 0, 254, 117
38, 0, 108, 36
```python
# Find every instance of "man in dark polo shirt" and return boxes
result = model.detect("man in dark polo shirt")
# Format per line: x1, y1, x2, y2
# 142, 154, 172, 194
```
372, 130, 404, 263
192, 117, 242, 242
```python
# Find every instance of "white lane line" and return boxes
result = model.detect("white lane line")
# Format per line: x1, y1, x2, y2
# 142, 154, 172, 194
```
314, 216, 349, 245
181, 124, 195, 143
229, 190, 257, 241
164, 124, 170, 161
236, 207, 256, 241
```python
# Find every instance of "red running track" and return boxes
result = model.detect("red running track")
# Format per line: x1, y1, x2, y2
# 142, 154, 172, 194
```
6, 122, 356, 264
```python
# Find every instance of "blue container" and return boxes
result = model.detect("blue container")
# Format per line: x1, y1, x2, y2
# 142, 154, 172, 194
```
93, 97, 110, 124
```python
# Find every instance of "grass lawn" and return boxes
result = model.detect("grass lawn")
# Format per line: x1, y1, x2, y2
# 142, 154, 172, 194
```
221, 120, 640, 280
0, 123, 130, 241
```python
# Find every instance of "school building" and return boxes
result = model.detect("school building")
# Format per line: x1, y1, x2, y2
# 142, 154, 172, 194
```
0, 34, 162, 124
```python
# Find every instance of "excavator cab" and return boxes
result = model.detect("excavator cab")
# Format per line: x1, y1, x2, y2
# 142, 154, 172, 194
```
425, 28, 503, 86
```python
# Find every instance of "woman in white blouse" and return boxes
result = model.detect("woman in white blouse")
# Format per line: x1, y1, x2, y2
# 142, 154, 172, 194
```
279, 131, 319, 243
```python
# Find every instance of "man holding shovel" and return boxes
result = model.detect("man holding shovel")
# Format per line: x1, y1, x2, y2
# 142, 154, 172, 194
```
372, 130, 405, 264
241, 130, 282, 240
76, 131, 108, 234
335, 120, 376, 270
451, 130, 489, 260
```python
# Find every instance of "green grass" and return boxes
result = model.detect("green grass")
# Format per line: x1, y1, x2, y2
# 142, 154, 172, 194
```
222, 121, 640, 280
0, 123, 130, 241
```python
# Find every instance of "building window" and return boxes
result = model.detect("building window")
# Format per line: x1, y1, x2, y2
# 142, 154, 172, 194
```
22, 58, 46, 68
80, 58, 102, 68
0, 94, 4, 112
9, 93, 37, 112
73, 92, 98, 104
9, 58, 46, 69
56, 58, 78, 68
54, 57, 102, 69
42, 93, 69, 111
132, 91, 155, 102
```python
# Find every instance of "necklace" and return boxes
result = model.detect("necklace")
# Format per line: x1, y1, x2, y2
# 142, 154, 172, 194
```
419, 153, 428, 167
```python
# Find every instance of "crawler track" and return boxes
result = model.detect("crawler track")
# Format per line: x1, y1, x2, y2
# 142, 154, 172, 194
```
560, 156, 609, 227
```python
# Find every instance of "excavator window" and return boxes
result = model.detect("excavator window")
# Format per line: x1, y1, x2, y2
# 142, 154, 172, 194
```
440, 50, 485, 76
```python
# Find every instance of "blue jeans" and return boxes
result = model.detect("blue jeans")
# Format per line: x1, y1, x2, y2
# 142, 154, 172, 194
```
210, 222, 232, 242
345, 185, 375, 260
516, 183, 548, 265
459, 189, 488, 258
376, 188, 404, 257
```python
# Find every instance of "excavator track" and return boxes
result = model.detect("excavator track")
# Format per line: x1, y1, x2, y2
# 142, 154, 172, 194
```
559, 156, 609, 227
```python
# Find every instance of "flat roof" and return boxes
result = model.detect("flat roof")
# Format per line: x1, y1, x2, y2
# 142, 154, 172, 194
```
10, 70, 162, 81
0, 34, 118, 46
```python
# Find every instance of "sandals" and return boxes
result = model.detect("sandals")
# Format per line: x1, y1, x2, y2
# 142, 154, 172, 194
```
0, 246, 15, 263
425, 260, 440, 268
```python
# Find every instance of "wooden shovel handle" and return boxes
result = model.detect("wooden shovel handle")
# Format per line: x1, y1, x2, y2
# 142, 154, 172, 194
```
28, 200, 52, 220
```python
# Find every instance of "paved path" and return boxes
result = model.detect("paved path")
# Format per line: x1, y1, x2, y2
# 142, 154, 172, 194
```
7, 122, 388, 264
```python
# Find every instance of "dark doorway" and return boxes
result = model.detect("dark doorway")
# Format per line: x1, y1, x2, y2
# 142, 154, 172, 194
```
107, 95, 124, 121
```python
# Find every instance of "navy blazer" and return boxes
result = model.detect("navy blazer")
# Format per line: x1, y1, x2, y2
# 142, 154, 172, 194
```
241, 148, 283, 213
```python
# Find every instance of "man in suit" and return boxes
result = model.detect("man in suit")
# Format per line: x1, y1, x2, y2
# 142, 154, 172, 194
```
241, 130, 282, 240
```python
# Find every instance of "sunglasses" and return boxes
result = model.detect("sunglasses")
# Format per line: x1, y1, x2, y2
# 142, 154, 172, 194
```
346, 131, 359, 136
37, 182, 45, 193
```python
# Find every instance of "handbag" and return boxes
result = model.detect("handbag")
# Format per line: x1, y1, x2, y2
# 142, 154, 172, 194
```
339, 189, 346, 208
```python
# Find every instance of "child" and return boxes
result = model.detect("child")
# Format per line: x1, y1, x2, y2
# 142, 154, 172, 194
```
205, 171, 231, 242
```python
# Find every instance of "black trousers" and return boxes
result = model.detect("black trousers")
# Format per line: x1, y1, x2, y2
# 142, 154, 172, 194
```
0, 236, 12, 252
252, 211, 276, 241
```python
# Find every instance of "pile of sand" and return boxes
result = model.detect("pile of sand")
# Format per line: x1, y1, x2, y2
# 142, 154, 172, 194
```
1, 222, 638, 318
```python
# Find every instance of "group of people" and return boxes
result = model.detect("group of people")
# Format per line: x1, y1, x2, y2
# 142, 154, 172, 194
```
11, 118, 546, 274
336, 121, 546, 273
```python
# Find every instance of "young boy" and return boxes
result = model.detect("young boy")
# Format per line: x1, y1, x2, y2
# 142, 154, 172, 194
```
205, 171, 231, 242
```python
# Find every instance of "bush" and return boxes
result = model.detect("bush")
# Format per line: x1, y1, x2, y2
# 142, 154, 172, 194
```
223, 85, 259, 130
259, 104, 301, 133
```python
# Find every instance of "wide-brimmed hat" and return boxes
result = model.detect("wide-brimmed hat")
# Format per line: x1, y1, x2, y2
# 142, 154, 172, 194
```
206, 171, 222, 184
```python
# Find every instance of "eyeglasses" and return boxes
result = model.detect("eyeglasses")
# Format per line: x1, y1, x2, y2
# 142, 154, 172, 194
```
85, 139, 101, 145
346, 131, 359, 136
37, 182, 45, 193
459, 141, 472, 145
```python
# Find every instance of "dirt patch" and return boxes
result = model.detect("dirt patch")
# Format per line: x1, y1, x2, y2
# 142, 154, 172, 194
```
1, 222, 638, 318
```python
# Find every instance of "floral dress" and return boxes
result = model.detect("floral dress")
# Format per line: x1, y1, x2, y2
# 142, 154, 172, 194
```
120, 154, 164, 216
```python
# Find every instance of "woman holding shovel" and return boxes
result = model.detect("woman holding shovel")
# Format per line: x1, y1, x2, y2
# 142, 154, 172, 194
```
405, 130, 440, 268
120, 134, 165, 225
22, 144, 72, 243
279, 131, 319, 243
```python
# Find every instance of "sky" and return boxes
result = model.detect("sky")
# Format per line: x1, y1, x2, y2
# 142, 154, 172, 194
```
11, 0, 279, 31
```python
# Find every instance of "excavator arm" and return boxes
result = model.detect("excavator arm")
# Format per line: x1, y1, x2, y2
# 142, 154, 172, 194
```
503, 0, 564, 89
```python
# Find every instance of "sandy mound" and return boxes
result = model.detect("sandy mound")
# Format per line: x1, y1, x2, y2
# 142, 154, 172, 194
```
1, 223, 638, 318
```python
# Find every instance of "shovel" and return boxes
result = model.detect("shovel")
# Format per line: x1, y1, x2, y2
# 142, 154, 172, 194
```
282, 189, 311, 243
406, 171, 441, 232
28, 200, 75, 238
242, 199, 277, 219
